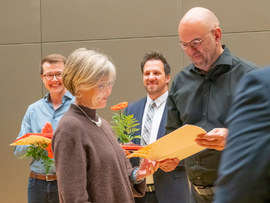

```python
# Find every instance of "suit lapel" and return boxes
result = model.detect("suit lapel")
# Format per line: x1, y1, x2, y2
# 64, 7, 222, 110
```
156, 102, 167, 140
126, 97, 146, 145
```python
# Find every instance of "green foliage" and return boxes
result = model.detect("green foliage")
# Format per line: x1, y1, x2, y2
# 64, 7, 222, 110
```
111, 112, 140, 144
21, 142, 54, 174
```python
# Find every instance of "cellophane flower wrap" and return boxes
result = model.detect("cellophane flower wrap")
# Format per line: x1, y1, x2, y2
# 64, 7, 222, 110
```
21, 122, 54, 174
111, 102, 140, 144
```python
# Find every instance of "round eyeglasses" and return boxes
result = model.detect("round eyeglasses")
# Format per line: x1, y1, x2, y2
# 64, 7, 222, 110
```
179, 30, 214, 50
43, 72, 62, 81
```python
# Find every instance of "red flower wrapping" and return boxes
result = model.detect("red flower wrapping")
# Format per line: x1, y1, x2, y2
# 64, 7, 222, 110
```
46, 143, 54, 158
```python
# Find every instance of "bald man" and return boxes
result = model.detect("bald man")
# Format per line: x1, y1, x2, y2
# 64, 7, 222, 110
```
165, 7, 258, 203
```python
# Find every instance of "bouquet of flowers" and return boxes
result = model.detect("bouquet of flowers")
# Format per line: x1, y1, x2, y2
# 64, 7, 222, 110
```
110, 102, 140, 144
22, 142, 54, 174
10, 122, 54, 174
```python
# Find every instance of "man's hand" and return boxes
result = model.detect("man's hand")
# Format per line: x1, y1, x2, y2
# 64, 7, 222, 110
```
41, 122, 53, 133
135, 159, 159, 181
159, 158, 180, 172
195, 128, 228, 151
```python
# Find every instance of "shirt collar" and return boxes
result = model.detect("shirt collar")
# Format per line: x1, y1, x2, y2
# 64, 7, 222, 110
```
210, 45, 232, 67
190, 45, 233, 81
44, 91, 74, 103
146, 91, 168, 108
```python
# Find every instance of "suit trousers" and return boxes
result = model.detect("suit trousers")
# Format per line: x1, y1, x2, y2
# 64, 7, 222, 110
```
135, 191, 158, 203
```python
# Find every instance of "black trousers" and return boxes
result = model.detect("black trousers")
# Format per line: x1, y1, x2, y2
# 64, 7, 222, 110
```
135, 191, 158, 203
190, 185, 213, 203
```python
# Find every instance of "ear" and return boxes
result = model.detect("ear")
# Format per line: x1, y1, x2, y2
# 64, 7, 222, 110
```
214, 27, 222, 44
41, 75, 45, 83
166, 74, 171, 84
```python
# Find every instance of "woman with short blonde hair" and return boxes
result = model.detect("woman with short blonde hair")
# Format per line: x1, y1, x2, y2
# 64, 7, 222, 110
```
52, 48, 159, 203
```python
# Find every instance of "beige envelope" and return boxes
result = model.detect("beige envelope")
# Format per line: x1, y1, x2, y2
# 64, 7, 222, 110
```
127, 124, 206, 161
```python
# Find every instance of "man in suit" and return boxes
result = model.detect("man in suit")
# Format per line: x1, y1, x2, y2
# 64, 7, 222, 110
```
213, 66, 270, 203
125, 51, 190, 203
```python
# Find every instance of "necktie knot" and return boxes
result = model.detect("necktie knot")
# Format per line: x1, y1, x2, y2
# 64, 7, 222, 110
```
150, 101, 156, 109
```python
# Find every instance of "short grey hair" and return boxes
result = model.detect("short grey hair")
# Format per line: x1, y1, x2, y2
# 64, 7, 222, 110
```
63, 48, 116, 96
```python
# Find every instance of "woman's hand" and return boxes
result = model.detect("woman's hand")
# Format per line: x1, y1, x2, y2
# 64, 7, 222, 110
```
135, 159, 159, 182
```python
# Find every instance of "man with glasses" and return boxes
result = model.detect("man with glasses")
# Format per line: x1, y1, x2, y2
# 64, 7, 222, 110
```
14, 54, 75, 203
165, 7, 258, 203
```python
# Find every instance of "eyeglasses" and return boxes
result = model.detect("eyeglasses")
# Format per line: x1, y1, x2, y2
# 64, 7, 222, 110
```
98, 80, 115, 92
43, 72, 62, 81
179, 30, 214, 50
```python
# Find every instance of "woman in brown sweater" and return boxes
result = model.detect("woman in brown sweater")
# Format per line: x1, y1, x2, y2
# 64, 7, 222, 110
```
52, 48, 159, 203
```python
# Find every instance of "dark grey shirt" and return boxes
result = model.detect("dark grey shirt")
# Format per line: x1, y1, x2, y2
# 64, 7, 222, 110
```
166, 46, 258, 186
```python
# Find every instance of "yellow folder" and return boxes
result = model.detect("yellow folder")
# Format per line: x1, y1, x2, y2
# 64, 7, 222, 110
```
127, 125, 206, 161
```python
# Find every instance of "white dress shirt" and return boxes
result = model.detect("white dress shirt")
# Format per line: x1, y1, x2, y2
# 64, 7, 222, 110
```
141, 91, 168, 145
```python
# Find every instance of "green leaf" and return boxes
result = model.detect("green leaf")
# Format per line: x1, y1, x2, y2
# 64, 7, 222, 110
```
110, 110, 141, 144
21, 142, 53, 174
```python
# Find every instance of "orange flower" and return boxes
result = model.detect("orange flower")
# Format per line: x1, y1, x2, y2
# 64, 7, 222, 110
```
111, 101, 128, 111
46, 143, 54, 158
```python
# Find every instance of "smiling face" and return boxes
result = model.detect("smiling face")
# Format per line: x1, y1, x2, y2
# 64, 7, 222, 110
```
143, 59, 170, 100
41, 61, 67, 96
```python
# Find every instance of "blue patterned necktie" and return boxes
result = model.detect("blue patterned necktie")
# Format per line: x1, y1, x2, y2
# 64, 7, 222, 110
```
141, 101, 156, 146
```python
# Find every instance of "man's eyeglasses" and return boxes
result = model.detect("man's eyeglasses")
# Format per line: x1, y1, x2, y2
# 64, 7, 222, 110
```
43, 72, 62, 81
179, 30, 214, 50
98, 80, 115, 92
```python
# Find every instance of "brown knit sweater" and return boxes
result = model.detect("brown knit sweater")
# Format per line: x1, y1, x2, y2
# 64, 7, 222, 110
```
52, 104, 145, 203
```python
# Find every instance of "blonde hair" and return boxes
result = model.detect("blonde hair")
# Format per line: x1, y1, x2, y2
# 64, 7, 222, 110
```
63, 48, 116, 96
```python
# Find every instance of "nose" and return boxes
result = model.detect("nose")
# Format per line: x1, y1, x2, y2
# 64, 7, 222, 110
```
185, 45, 197, 55
52, 75, 59, 81
148, 73, 155, 80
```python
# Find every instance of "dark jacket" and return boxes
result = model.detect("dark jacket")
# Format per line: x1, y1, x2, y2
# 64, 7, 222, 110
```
125, 97, 189, 203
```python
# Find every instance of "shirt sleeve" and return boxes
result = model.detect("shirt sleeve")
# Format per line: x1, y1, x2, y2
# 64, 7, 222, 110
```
214, 71, 270, 202
125, 157, 146, 197
14, 107, 32, 158
166, 80, 183, 135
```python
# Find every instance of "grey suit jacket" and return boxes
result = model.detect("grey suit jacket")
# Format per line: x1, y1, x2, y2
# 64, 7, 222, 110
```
214, 67, 270, 203
125, 97, 189, 203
